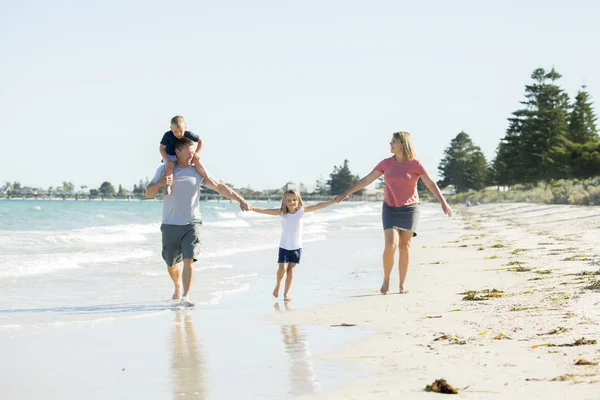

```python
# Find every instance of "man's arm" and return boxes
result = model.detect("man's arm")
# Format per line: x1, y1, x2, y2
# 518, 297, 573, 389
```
146, 175, 171, 198
200, 170, 249, 210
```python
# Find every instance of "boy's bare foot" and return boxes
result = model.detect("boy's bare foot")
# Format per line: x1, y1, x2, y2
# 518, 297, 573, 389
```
172, 284, 182, 300
380, 280, 390, 295
273, 285, 280, 298
399, 286, 409, 294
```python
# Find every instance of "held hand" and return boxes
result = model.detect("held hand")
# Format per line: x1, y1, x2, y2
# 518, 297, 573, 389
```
441, 201, 453, 217
162, 174, 173, 187
192, 153, 200, 164
239, 200, 251, 212
166, 160, 176, 174
334, 192, 348, 203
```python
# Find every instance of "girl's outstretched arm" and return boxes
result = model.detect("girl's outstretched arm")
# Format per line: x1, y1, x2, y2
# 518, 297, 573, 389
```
304, 199, 335, 213
250, 207, 281, 216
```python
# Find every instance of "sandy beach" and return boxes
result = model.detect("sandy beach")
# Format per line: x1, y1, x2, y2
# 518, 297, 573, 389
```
273, 203, 600, 399
1, 202, 599, 399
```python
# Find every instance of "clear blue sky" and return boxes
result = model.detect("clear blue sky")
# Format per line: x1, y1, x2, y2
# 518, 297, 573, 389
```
1, 0, 598, 191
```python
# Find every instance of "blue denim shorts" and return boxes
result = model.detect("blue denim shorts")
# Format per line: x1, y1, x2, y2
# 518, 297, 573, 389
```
277, 247, 302, 264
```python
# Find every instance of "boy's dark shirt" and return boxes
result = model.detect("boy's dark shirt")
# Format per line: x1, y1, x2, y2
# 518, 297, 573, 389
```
160, 131, 200, 156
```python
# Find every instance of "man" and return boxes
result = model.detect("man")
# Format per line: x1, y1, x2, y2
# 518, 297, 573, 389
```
146, 137, 250, 307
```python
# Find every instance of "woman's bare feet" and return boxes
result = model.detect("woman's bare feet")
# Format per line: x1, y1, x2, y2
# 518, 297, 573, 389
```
380, 280, 390, 295
172, 284, 182, 300
273, 285, 280, 298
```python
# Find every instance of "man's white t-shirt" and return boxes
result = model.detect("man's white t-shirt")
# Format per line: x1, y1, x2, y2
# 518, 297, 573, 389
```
152, 164, 203, 225
279, 206, 304, 250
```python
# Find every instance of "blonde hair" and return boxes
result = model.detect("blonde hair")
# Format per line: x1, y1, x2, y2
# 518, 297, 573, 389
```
280, 188, 304, 216
170, 115, 186, 129
392, 131, 416, 160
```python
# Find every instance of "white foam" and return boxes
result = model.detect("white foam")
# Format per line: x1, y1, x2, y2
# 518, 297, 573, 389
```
0, 248, 154, 278
204, 219, 251, 228
197, 264, 234, 271
208, 283, 250, 304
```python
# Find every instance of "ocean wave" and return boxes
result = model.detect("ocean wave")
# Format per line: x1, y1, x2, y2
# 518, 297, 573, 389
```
208, 283, 250, 304
0, 223, 160, 248
204, 219, 251, 228
0, 248, 154, 278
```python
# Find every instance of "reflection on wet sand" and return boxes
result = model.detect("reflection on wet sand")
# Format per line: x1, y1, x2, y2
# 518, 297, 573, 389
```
170, 310, 206, 399
274, 302, 318, 396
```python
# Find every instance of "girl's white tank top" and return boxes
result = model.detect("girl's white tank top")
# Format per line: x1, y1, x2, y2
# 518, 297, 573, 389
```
279, 206, 304, 250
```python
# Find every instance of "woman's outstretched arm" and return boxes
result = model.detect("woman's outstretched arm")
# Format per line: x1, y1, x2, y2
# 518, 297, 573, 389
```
334, 169, 382, 203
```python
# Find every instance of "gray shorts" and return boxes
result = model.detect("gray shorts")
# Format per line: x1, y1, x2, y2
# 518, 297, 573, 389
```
160, 220, 202, 267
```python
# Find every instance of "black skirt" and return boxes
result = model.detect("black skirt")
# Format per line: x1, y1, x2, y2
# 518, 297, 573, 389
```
382, 202, 420, 236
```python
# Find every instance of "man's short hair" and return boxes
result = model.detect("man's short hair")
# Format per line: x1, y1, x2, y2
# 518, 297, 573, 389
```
175, 137, 195, 151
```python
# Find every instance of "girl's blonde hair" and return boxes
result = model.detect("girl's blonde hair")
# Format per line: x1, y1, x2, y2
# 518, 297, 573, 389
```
280, 188, 304, 216
392, 131, 416, 160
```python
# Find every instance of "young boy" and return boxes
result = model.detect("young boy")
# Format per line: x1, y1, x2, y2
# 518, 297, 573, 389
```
160, 116, 204, 195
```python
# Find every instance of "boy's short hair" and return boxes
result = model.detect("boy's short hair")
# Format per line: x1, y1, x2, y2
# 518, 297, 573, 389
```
170, 115, 186, 129
175, 137, 195, 151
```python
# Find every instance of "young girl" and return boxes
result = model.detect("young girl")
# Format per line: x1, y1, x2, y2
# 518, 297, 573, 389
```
251, 189, 335, 301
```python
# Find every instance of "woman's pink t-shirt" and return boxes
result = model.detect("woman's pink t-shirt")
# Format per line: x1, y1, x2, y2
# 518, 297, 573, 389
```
375, 157, 428, 207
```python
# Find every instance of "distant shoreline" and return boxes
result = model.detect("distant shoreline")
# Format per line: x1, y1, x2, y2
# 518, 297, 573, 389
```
0, 194, 377, 202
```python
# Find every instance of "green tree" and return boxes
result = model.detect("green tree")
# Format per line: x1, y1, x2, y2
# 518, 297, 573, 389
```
117, 184, 127, 197
313, 176, 329, 195
99, 181, 116, 196
133, 179, 145, 195
62, 181, 74, 193
438, 132, 488, 193
567, 86, 598, 144
499, 68, 571, 183
327, 160, 363, 196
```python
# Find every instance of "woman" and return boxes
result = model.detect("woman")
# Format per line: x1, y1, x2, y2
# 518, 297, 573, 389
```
334, 131, 452, 294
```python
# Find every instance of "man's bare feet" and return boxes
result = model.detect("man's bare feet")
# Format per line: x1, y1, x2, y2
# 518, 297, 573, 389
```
180, 296, 194, 307
380, 280, 390, 295
273, 285, 280, 298
284, 296, 292, 302
172, 284, 182, 300
399, 286, 409, 294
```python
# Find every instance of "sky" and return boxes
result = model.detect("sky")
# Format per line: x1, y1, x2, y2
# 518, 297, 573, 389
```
1, 0, 599, 191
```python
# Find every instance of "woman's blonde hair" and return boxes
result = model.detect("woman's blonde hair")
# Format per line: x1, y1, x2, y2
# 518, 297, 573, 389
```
392, 131, 416, 160
280, 188, 304, 216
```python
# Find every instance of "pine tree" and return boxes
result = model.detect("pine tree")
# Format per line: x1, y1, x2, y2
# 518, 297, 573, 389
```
496, 68, 571, 183
438, 132, 488, 193
568, 86, 598, 144
327, 160, 363, 195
